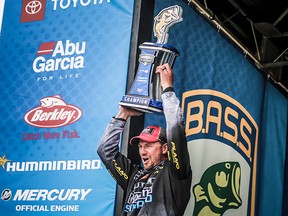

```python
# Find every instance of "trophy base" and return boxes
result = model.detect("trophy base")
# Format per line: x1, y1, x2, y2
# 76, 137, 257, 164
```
119, 95, 163, 113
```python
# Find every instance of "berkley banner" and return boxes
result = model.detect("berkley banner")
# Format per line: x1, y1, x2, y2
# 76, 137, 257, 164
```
0, 0, 134, 215
144, 1, 288, 216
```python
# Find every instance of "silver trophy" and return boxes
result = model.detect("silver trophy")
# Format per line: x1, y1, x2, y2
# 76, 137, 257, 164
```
120, 5, 183, 113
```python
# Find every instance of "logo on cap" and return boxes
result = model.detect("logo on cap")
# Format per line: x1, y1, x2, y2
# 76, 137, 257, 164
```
130, 126, 167, 145
142, 127, 155, 135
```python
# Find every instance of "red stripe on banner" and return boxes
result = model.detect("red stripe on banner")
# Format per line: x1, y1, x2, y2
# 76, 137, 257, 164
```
37, 42, 56, 56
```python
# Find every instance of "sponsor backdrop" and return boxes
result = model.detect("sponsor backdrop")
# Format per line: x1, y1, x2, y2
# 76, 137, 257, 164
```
144, 0, 287, 216
0, 0, 134, 215
0, 0, 287, 216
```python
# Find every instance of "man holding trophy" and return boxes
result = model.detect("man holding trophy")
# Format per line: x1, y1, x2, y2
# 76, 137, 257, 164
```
97, 5, 192, 216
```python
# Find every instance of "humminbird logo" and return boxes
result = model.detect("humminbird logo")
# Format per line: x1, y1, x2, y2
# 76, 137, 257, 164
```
33, 40, 86, 73
24, 95, 82, 128
182, 89, 259, 216
0, 155, 10, 169
2, 188, 92, 201
1, 157, 101, 172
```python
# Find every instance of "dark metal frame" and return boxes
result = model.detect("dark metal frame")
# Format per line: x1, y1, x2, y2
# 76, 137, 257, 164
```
185, 0, 288, 96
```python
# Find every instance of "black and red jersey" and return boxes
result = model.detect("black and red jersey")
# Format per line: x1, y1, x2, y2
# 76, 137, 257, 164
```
97, 91, 192, 216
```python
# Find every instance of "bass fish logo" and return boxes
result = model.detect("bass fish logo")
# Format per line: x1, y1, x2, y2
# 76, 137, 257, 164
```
24, 95, 82, 128
193, 162, 242, 216
182, 89, 258, 216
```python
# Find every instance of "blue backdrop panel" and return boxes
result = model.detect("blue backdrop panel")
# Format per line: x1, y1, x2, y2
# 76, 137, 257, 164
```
257, 81, 288, 216
0, 0, 134, 215
145, 0, 287, 215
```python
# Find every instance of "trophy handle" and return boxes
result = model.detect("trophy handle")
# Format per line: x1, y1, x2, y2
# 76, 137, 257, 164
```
150, 47, 178, 101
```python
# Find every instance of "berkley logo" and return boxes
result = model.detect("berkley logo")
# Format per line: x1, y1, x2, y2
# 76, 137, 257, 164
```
24, 95, 82, 128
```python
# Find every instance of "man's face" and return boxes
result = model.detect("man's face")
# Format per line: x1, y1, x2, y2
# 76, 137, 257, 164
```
138, 140, 168, 170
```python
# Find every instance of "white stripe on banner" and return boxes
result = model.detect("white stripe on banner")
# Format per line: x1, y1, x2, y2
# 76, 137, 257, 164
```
0, 0, 4, 34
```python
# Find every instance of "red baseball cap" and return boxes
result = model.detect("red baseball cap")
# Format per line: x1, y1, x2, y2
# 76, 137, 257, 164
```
130, 126, 167, 145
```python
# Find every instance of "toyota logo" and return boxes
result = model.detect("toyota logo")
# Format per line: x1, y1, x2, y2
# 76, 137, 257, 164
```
25, 1, 42, 15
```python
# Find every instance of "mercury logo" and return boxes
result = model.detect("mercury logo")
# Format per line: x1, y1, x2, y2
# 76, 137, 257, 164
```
2, 188, 92, 201
1, 189, 12, 201
33, 40, 86, 73
24, 95, 82, 128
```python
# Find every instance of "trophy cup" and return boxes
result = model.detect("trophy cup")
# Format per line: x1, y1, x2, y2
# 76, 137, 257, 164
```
119, 5, 183, 113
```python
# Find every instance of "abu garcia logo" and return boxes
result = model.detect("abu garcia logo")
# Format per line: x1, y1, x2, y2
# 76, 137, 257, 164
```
33, 40, 86, 73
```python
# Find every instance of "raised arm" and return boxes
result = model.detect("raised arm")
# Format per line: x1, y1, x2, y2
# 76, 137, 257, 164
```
156, 64, 191, 179
97, 106, 142, 189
